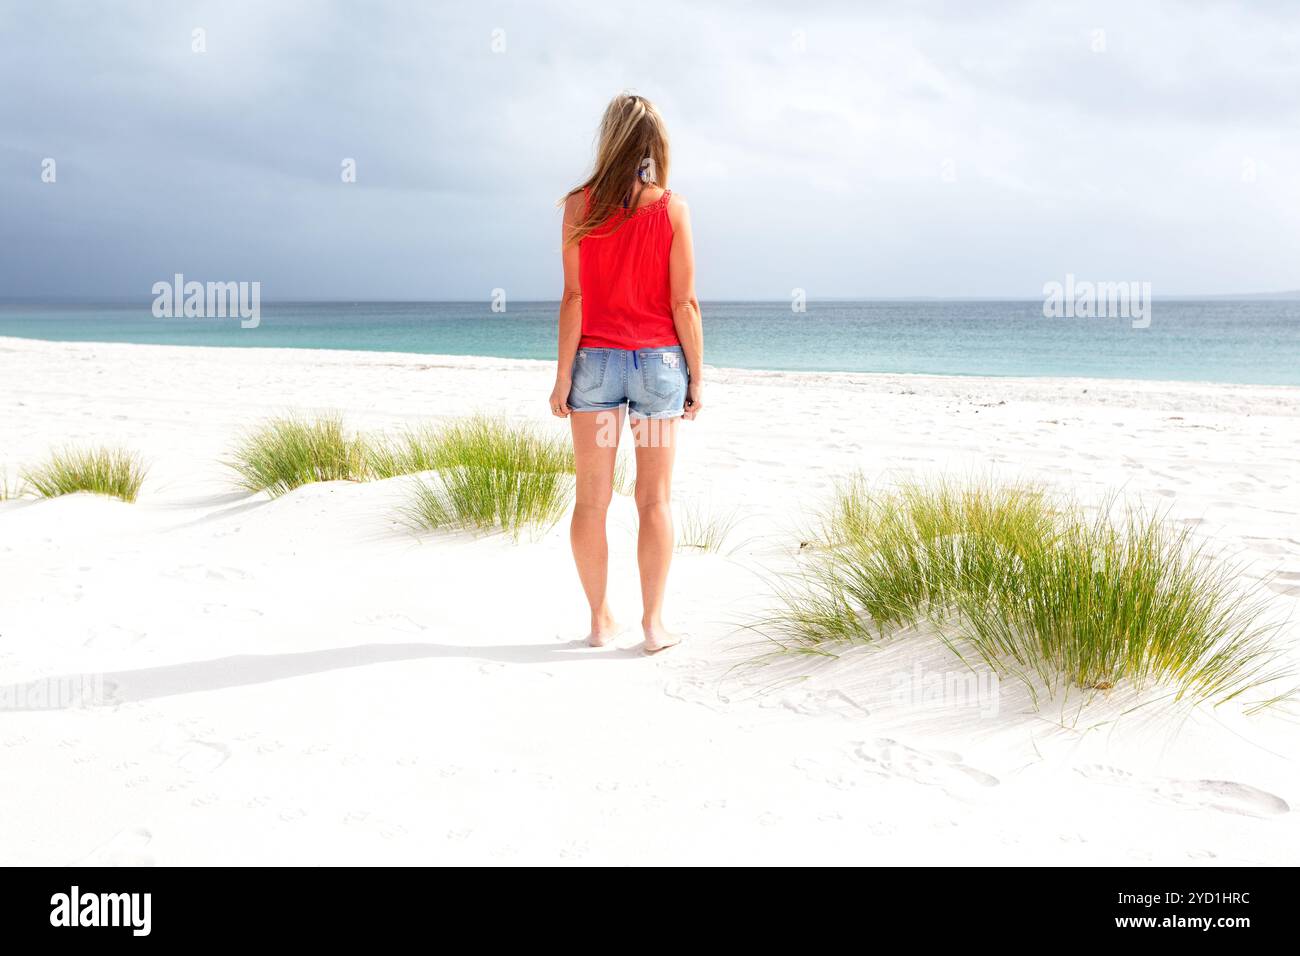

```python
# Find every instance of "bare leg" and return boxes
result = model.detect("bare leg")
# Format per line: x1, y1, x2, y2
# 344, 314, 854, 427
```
631, 416, 683, 652
570, 409, 623, 645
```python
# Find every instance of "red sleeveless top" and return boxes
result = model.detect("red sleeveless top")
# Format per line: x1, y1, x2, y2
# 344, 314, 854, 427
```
578, 189, 679, 350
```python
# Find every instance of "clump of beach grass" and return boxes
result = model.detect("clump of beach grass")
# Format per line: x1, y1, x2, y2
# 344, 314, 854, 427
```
228, 414, 368, 497
21, 447, 147, 503
366, 424, 443, 479
403, 415, 573, 536
676, 499, 742, 553
769, 476, 1288, 707
612, 451, 635, 496
372, 420, 632, 494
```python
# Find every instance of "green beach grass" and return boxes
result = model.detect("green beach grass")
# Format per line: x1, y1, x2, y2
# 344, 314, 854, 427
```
402, 415, 573, 535
676, 499, 742, 553
366, 424, 443, 480
232, 412, 631, 536
769, 476, 1288, 707
371, 422, 632, 488
228, 414, 368, 497
368, 415, 636, 533
21, 447, 147, 503
612, 451, 635, 497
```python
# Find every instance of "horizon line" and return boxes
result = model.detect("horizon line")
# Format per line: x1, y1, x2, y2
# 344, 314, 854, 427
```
3, 291, 1299, 306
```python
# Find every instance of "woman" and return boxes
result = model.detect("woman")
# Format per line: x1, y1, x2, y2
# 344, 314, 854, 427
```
548, 93, 704, 654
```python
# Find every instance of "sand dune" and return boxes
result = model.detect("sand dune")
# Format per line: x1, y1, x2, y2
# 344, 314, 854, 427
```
1, 336, 1298, 865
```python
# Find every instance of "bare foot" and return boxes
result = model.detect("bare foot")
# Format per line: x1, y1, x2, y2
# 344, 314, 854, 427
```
587, 612, 621, 648
642, 621, 684, 654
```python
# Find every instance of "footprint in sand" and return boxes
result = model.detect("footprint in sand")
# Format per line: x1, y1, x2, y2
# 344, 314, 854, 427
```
662, 675, 731, 713
206, 566, 250, 582
559, 839, 590, 859
792, 756, 858, 791
356, 612, 425, 634
1077, 764, 1289, 817
343, 810, 407, 840
154, 728, 231, 774
76, 827, 155, 866
762, 687, 872, 719
853, 738, 1000, 794
166, 564, 249, 584
201, 603, 264, 620
82, 624, 147, 649
1266, 570, 1300, 597
176, 739, 231, 774
1157, 779, 1290, 817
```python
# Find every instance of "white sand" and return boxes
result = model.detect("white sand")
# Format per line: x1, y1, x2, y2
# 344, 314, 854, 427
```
1, 335, 1298, 865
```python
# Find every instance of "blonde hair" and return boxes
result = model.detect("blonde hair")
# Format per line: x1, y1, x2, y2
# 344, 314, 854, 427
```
563, 93, 671, 245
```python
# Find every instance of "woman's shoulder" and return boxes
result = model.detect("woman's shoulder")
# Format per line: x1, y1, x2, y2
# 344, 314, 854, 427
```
666, 190, 689, 227
563, 190, 586, 220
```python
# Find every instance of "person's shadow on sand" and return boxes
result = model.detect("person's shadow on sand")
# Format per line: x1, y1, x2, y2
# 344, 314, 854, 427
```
3, 640, 644, 709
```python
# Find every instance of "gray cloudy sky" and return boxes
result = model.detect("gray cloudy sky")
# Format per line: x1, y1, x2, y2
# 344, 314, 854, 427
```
2, 0, 1299, 300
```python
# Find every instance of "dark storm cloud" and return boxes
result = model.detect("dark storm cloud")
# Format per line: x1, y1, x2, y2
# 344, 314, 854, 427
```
1, 0, 1298, 300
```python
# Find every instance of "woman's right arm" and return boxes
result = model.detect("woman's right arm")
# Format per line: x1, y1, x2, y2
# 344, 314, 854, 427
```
668, 194, 704, 420
549, 193, 584, 417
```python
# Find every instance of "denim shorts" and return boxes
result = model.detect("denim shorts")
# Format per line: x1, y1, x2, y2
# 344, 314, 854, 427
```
568, 346, 688, 419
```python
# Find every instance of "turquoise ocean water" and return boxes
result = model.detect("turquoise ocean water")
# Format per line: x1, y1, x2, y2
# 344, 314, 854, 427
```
2, 300, 1298, 385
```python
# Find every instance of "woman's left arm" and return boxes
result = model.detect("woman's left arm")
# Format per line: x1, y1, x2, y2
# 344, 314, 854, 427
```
668, 194, 704, 420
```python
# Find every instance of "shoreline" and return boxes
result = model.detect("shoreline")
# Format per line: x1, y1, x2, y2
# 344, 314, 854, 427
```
5, 334, 1300, 397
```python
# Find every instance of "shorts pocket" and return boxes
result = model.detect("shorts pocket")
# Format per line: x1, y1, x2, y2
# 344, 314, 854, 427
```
641, 353, 687, 399
573, 349, 609, 393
